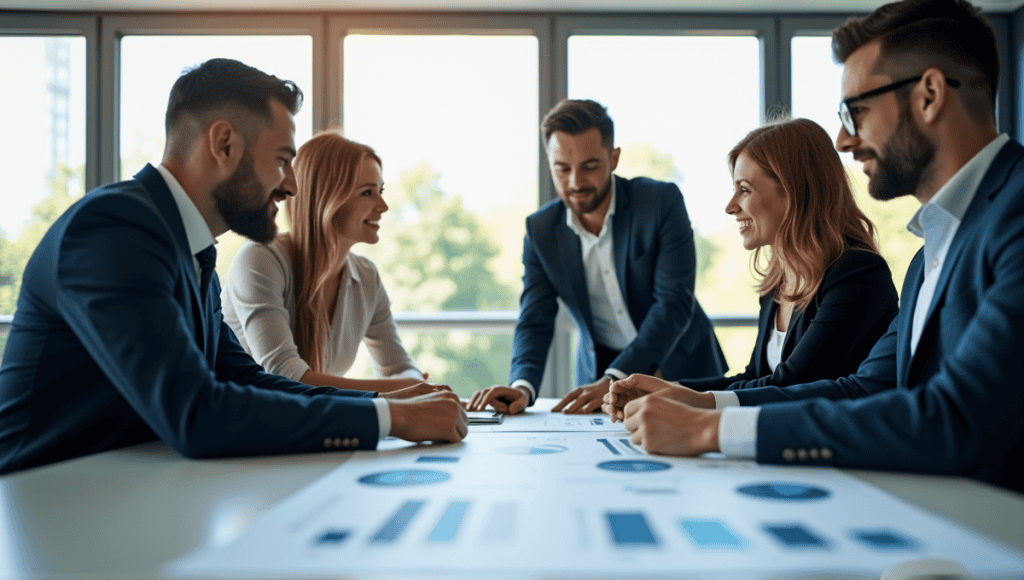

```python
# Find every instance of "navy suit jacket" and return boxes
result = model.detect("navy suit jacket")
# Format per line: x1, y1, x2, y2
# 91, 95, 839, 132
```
511, 175, 725, 396
735, 140, 1024, 493
0, 165, 380, 474
685, 248, 898, 392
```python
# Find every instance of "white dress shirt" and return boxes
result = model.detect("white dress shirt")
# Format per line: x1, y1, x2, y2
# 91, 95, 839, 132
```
765, 325, 786, 372
712, 133, 1010, 459
155, 164, 393, 438
513, 179, 638, 401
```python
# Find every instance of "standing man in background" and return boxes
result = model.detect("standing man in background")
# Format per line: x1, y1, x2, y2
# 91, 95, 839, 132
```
469, 99, 725, 415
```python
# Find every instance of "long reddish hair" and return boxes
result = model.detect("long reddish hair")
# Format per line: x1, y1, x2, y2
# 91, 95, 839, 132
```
282, 129, 381, 371
728, 118, 879, 309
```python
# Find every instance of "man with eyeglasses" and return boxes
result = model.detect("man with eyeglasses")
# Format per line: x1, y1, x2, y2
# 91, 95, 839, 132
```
603, 0, 1024, 494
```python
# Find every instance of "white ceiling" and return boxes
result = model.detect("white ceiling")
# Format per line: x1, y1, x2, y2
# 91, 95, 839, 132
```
3, 0, 1023, 12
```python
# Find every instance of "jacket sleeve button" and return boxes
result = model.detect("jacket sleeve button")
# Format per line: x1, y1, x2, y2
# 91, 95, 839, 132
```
782, 448, 796, 461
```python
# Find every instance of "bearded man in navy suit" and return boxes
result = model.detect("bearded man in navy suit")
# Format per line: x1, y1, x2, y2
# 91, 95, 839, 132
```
469, 99, 726, 415
0, 58, 466, 474
605, 0, 1024, 494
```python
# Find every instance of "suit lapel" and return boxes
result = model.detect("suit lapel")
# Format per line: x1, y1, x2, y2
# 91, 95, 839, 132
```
899, 250, 926, 388
555, 214, 594, 335
134, 164, 210, 355
611, 176, 631, 305
910, 141, 1022, 371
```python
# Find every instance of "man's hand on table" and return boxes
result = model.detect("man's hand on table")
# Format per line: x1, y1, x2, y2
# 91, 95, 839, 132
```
602, 373, 715, 422
389, 391, 468, 443
466, 385, 531, 415
552, 375, 613, 414
622, 393, 721, 456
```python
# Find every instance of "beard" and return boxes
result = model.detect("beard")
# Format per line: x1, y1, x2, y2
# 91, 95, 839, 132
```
565, 173, 613, 217
211, 151, 281, 244
864, 101, 937, 201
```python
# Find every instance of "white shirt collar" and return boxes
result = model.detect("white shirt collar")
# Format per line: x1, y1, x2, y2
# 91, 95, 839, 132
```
566, 175, 617, 237
155, 163, 216, 255
907, 133, 1009, 238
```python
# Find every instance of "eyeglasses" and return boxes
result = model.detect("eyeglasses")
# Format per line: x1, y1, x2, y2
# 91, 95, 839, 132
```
838, 75, 961, 137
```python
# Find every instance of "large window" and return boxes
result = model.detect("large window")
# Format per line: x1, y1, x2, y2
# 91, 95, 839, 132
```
118, 33, 314, 277
0, 35, 86, 317
339, 28, 540, 394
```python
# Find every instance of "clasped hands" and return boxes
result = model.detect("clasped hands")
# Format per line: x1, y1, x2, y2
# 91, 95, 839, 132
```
602, 374, 722, 456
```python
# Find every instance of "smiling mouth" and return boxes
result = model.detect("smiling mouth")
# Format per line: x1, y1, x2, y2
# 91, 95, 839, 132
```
738, 219, 752, 233
364, 219, 380, 227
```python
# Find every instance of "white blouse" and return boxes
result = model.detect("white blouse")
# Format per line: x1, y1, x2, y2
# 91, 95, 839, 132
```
221, 238, 421, 382
766, 325, 787, 372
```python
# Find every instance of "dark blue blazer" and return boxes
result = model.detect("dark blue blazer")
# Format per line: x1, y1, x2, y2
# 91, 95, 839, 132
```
685, 248, 898, 392
0, 165, 380, 474
736, 140, 1024, 494
511, 176, 725, 396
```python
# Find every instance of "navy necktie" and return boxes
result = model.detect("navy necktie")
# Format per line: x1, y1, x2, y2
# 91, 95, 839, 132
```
196, 245, 217, 296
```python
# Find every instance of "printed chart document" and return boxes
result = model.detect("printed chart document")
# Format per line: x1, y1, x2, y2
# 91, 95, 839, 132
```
468, 398, 628, 433
170, 432, 1024, 579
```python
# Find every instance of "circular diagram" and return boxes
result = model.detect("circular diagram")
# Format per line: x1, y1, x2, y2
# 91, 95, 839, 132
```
597, 459, 672, 472
737, 482, 830, 501
358, 469, 451, 487
497, 444, 568, 455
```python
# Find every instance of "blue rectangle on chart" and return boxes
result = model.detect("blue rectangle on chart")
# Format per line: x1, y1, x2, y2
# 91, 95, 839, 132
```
763, 523, 830, 549
679, 519, 744, 548
606, 512, 659, 547
851, 528, 919, 550
598, 438, 621, 455
370, 500, 426, 544
315, 529, 351, 546
416, 456, 460, 463
428, 501, 470, 542
592, 418, 605, 425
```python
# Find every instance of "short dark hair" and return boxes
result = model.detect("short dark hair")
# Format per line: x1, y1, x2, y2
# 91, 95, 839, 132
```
832, 0, 998, 123
541, 99, 614, 149
164, 58, 303, 154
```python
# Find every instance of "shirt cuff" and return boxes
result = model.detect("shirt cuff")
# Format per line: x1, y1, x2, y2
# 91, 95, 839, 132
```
603, 368, 627, 381
711, 390, 741, 409
510, 379, 536, 405
371, 397, 391, 438
718, 406, 759, 458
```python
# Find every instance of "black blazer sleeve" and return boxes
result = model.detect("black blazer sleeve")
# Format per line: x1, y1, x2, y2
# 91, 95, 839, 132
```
683, 249, 898, 392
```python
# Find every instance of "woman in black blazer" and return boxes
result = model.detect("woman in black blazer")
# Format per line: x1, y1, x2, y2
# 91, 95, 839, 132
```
606, 118, 898, 407
688, 118, 898, 392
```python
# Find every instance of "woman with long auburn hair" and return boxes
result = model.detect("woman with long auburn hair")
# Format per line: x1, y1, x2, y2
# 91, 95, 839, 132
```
222, 130, 434, 393
603, 118, 899, 414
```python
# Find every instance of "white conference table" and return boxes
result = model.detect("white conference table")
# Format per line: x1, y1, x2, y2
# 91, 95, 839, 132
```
0, 400, 1021, 579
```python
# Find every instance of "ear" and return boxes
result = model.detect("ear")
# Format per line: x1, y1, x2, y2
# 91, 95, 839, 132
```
609, 146, 621, 171
916, 67, 949, 126
206, 119, 245, 170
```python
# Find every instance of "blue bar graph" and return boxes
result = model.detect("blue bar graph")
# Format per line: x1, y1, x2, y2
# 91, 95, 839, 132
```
619, 439, 641, 454
417, 456, 459, 463
428, 501, 470, 542
606, 512, 659, 547
597, 438, 621, 455
370, 500, 425, 544
679, 519, 744, 548
763, 523, 830, 549
314, 529, 351, 546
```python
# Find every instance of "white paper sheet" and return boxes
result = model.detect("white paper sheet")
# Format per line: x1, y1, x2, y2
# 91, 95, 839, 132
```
468, 398, 629, 433
170, 432, 1024, 579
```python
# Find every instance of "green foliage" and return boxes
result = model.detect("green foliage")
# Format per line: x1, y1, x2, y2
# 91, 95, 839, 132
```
355, 164, 521, 393
0, 163, 83, 315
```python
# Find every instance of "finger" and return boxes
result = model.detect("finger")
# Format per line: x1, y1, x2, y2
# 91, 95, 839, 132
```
422, 372, 429, 380
564, 391, 594, 414
435, 383, 453, 393
630, 428, 643, 446
550, 389, 580, 413
508, 393, 528, 415
582, 398, 603, 414
489, 396, 510, 413
601, 402, 616, 419
467, 390, 487, 411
